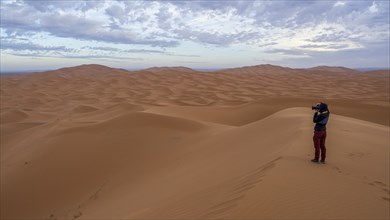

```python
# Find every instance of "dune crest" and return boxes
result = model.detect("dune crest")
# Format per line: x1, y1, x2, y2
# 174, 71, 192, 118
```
1, 64, 389, 219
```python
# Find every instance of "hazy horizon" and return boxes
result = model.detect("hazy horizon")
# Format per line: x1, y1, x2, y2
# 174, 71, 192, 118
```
1, 63, 390, 74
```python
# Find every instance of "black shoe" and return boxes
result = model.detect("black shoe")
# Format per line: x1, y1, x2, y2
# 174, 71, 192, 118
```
320, 160, 326, 164
311, 159, 319, 163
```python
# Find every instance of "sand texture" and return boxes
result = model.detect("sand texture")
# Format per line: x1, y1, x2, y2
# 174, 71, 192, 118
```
1, 64, 389, 219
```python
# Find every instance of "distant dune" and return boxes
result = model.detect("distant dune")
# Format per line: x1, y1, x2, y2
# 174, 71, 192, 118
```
1, 64, 389, 219
145, 66, 197, 73
306, 65, 359, 73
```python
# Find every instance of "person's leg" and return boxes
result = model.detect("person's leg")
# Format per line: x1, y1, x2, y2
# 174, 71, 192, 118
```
313, 131, 321, 161
320, 131, 327, 162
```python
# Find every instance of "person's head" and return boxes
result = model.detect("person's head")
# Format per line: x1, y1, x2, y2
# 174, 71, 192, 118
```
312, 102, 329, 112
318, 102, 328, 112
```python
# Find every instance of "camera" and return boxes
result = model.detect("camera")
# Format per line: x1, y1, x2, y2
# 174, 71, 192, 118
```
312, 102, 329, 112
312, 104, 320, 110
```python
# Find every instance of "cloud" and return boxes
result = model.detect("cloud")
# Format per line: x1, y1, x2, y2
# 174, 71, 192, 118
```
23, 0, 104, 12
23, 0, 79, 12
1, 40, 77, 52
5, 51, 143, 61
258, 42, 278, 48
369, 2, 378, 13
60, 55, 142, 60
334, 1, 346, 7
309, 31, 350, 43
2, 0, 388, 49
267, 41, 389, 68
1, 39, 199, 61
1, 0, 389, 69
172, 29, 236, 46
300, 43, 351, 50
1, 1, 179, 47
82, 46, 121, 52
154, 4, 261, 46
105, 4, 127, 24
124, 49, 166, 54
81, 46, 170, 55
1, 1, 261, 48
265, 49, 308, 56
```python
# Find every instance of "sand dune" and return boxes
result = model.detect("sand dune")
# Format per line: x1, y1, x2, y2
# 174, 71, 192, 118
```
1, 64, 389, 219
0, 109, 29, 124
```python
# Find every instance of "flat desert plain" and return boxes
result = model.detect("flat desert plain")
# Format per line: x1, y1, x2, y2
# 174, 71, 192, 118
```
1, 64, 389, 219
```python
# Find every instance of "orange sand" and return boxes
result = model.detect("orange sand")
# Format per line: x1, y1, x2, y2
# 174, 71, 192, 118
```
1, 64, 389, 219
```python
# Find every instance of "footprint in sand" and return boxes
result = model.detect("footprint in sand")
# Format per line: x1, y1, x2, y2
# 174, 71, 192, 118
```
201, 157, 282, 219
367, 181, 390, 203
373, 181, 388, 187
73, 211, 82, 219
347, 152, 367, 159
331, 166, 350, 175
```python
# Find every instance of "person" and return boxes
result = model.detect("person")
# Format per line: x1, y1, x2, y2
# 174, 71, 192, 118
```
311, 102, 330, 164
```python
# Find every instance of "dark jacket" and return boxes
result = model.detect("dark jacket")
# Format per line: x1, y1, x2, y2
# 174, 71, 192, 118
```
313, 110, 330, 131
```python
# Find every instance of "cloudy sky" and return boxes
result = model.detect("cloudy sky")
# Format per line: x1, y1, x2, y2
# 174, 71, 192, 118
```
1, 0, 389, 71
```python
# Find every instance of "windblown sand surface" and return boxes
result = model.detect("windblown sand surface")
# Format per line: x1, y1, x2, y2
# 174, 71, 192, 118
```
1, 64, 389, 219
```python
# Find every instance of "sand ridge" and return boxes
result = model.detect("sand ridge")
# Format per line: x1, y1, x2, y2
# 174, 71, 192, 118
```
1, 64, 389, 219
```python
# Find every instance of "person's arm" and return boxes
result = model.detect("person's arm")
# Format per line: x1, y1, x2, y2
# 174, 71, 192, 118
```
313, 112, 325, 123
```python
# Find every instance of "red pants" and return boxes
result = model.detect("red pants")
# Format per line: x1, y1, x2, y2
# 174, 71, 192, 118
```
313, 130, 327, 161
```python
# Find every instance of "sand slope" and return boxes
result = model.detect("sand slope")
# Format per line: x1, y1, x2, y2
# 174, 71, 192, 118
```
1, 64, 389, 219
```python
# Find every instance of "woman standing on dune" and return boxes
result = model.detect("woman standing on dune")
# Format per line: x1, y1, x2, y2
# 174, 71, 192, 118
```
311, 102, 330, 164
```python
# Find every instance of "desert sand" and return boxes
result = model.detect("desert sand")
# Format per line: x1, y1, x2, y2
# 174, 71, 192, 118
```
1, 64, 389, 219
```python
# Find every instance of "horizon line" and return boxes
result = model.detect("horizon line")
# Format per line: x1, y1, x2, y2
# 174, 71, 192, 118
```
1, 64, 389, 74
